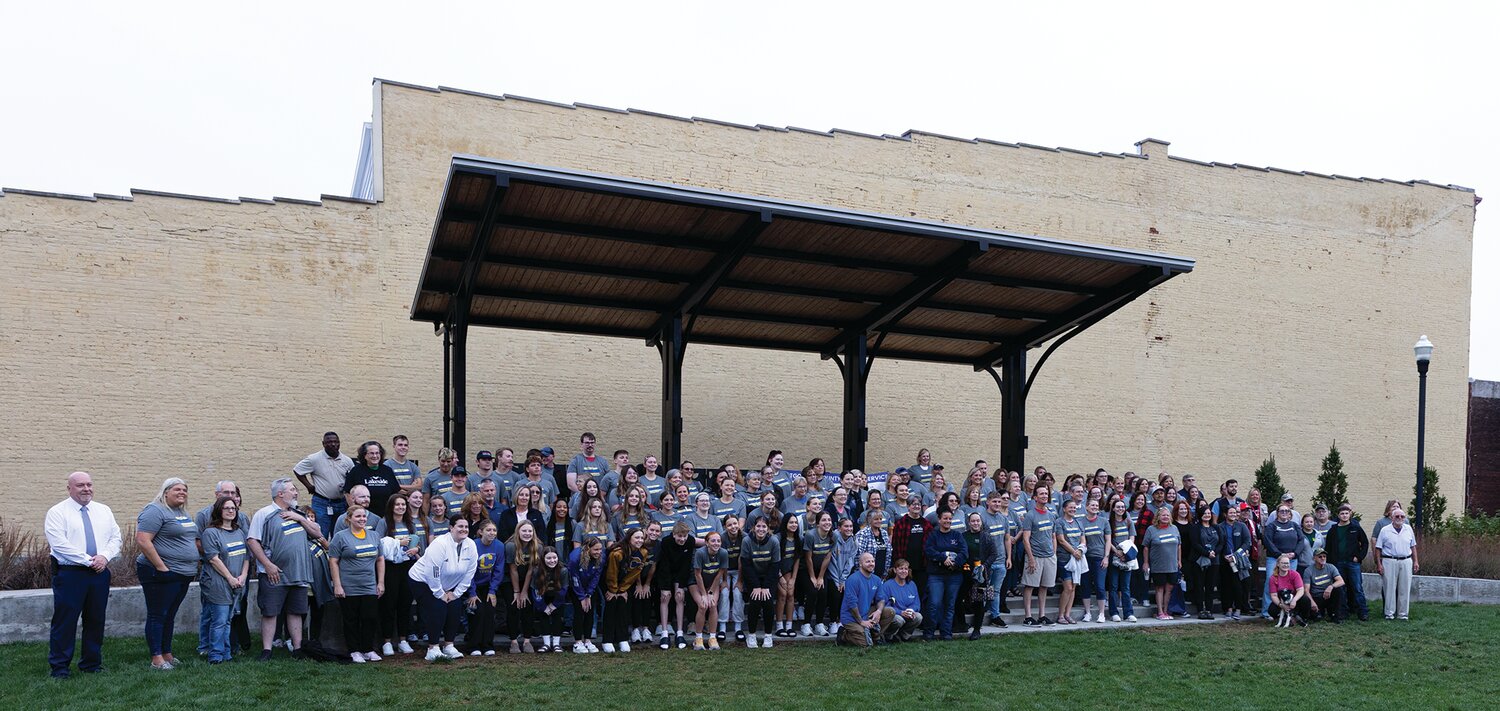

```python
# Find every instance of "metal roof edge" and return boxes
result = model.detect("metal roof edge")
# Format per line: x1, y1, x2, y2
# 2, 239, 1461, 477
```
130, 189, 241, 205
322, 194, 378, 205
1, 187, 96, 202
372, 78, 440, 93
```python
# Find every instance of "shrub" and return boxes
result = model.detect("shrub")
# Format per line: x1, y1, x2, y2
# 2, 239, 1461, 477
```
1314, 442, 1349, 510
0, 516, 52, 591
1410, 465, 1447, 532
1252, 453, 1284, 507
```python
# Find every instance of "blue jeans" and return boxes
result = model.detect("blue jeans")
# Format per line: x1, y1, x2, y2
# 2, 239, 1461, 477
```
924, 572, 963, 637
987, 562, 1007, 618
1106, 564, 1134, 618
137, 563, 193, 657
311, 495, 346, 542
1082, 556, 1106, 601
1002, 541, 1025, 594
202, 603, 232, 662
1337, 561, 1368, 616
49, 565, 110, 677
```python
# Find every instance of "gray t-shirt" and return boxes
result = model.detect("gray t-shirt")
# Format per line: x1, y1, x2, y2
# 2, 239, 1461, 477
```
384, 458, 422, 488
692, 546, 730, 583
979, 509, 1013, 564
1058, 517, 1086, 556
517, 476, 561, 511
1305, 562, 1341, 596
1024, 508, 1057, 559
334, 511, 387, 538
249, 504, 313, 586
194, 503, 250, 536
1080, 514, 1108, 556
198, 526, 248, 606
1143, 525, 1182, 574
567, 454, 609, 479
685, 511, 724, 540
328, 528, 382, 596
711, 497, 748, 521
136, 503, 200, 576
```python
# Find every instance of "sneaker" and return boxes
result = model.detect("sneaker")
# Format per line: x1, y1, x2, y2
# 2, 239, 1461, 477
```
365, 651, 382, 661
630, 629, 641, 643
1023, 617, 1037, 626
763, 634, 774, 648
800, 623, 813, 637
1398, 615, 1409, 621
602, 643, 616, 654
441, 644, 463, 659
968, 629, 982, 641
425, 646, 442, 661
707, 638, 720, 650
381, 642, 396, 657
573, 642, 588, 654
483, 649, 496, 656
675, 634, 686, 649
693, 638, 705, 650
585, 641, 600, 653
396, 640, 414, 654
619, 641, 631, 653
746, 635, 759, 649
509, 640, 521, 654
284, 639, 295, 652
1095, 613, 1105, 623
1111, 614, 1122, 622
1126, 615, 1138, 623
257, 650, 273, 662
814, 623, 828, 637
521, 639, 534, 654
1039, 616, 1054, 626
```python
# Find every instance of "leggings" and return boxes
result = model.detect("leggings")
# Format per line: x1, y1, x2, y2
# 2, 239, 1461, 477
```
504, 582, 533, 638
1193, 564, 1216, 612
380, 560, 415, 640
468, 594, 497, 652
573, 590, 600, 640
602, 595, 631, 644
340, 594, 379, 653
535, 594, 565, 636
803, 570, 832, 625
630, 590, 653, 629
745, 590, 776, 634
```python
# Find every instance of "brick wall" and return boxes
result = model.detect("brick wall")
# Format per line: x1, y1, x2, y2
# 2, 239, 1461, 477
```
1469, 380, 1500, 514
0, 79, 1474, 535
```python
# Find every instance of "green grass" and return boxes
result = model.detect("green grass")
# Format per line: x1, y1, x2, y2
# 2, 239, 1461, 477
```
12, 603, 1499, 710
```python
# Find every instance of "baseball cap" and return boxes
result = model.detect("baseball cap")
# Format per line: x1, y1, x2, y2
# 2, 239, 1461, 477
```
1314, 503, 1328, 512
540, 446, 555, 456
933, 463, 945, 471
476, 450, 494, 460
1281, 493, 1295, 501
1313, 548, 1327, 557
894, 466, 910, 474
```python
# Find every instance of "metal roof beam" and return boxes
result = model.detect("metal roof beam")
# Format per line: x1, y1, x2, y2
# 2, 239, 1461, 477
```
466, 315, 648, 340
821, 244, 984, 358
716, 279, 883, 304
955, 272, 1096, 295
652, 211, 773, 338
491, 215, 723, 252
469, 286, 670, 313
428, 251, 694, 284
448, 177, 509, 326
695, 308, 846, 330
974, 267, 1174, 369
742, 246, 920, 274
919, 300, 1053, 323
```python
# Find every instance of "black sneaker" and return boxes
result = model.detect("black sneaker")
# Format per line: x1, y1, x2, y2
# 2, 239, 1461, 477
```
1359, 613, 1369, 622
256, 650, 273, 662
994, 616, 1008, 628
1023, 617, 1037, 627
675, 634, 686, 649
968, 629, 982, 641
1039, 616, 1054, 626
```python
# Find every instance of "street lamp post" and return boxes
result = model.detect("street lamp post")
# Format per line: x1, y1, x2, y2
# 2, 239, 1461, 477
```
1413, 335, 1433, 532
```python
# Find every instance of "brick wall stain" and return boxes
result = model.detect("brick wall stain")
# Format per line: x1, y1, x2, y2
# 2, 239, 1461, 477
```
0, 83, 1474, 534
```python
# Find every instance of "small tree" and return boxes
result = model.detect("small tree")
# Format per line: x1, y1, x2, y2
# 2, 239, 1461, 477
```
1253, 453, 1284, 507
1314, 441, 1349, 510
1410, 465, 1447, 532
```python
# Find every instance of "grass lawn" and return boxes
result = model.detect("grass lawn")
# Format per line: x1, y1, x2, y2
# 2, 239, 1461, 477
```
10, 603, 1497, 710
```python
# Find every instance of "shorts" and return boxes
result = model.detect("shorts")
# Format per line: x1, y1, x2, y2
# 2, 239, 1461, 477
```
1021, 556, 1057, 588
257, 574, 310, 616
1151, 571, 1180, 587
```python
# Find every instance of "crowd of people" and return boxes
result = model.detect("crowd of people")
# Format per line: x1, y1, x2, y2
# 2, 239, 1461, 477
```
44, 432, 1423, 676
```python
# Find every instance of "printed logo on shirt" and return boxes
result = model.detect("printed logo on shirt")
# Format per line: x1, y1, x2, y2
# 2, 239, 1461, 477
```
176, 515, 197, 530
478, 553, 496, 572
353, 542, 378, 559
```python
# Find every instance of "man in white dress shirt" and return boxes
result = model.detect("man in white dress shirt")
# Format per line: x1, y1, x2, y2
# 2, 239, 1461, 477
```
44, 472, 123, 678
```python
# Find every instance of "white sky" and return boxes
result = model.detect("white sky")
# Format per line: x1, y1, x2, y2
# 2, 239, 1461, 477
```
2, 1, 1494, 378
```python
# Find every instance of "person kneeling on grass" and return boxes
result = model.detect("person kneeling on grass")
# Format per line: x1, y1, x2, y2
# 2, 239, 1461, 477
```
879, 559, 923, 642
837, 552, 884, 648
1303, 549, 1345, 623
1268, 553, 1311, 628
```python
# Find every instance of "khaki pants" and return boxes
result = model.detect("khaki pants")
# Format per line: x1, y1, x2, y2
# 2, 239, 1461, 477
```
1382, 558, 1412, 619
879, 607, 923, 640
837, 622, 872, 647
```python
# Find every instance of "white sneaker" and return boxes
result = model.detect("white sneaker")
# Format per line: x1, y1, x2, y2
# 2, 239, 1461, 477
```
396, 640, 414, 654
284, 639, 295, 652
1126, 615, 1138, 623
746, 634, 759, 648
619, 641, 631, 653
441, 644, 463, 659
814, 623, 828, 637
425, 646, 442, 662
763, 634, 773, 648
630, 629, 641, 643
364, 651, 381, 661
573, 642, 588, 654
800, 623, 813, 636
602, 643, 616, 654
1094, 613, 1105, 623
585, 641, 600, 653
469, 650, 481, 657
381, 642, 395, 656
350, 652, 366, 663
1111, 614, 1122, 622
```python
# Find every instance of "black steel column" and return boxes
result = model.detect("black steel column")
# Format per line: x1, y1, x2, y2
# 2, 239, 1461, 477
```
1415, 358, 1429, 531
450, 309, 469, 463
840, 334, 869, 472
659, 315, 685, 468
442, 324, 453, 449
999, 349, 1027, 474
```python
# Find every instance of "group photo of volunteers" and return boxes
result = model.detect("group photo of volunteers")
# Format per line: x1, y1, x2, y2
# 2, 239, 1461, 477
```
46, 431, 1422, 676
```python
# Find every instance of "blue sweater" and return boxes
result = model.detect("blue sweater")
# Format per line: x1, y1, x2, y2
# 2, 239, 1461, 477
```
923, 526, 966, 571
471, 538, 506, 597
840, 569, 882, 624
881, 578, 922, 614
568, 547, 603, 599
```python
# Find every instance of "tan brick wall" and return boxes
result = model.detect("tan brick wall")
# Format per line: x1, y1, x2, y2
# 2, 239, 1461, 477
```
0, 80, 1473, 535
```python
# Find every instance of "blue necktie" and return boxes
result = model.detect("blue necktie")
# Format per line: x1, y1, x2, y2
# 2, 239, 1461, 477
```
80, 505, 97, 557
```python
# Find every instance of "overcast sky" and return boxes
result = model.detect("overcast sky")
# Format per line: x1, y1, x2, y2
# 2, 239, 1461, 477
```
3, 1, 1493, 378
